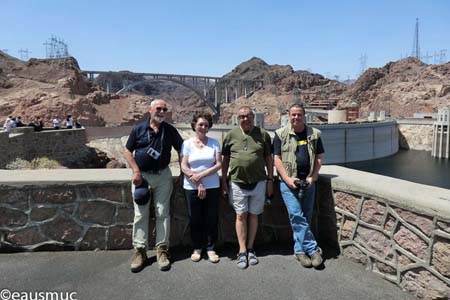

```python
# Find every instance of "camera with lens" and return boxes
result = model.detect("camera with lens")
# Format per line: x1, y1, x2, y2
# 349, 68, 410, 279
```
146, 147, 161, 160
294, 179, 309, 199
294, 179, 309, 189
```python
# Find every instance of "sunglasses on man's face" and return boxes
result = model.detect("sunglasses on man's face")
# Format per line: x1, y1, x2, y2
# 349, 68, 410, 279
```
156, 107, 168, 112
238, 114, 254, 120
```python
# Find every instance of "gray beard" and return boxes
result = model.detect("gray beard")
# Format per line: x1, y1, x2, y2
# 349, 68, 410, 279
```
153, 115, 165, 123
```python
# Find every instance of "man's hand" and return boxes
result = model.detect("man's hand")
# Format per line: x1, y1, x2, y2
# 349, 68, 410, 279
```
266, 180, 274, 197
285, 177, 299, 189
132, 171, 142, 186
306, 176, 315, 188
221, 180, 229, 199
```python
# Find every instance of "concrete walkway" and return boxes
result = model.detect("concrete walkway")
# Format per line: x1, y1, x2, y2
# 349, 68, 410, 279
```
0, 245, 416, 300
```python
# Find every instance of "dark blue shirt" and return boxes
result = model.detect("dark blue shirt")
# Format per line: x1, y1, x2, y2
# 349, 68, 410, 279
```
273, 126, 324, 179
126, 119, 183, 172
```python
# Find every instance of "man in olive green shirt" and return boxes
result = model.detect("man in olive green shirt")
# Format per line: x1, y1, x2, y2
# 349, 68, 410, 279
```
221, 106, 273, 269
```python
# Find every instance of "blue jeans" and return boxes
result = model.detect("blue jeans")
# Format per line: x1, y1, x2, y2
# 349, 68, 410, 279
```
280, 182, 318, 255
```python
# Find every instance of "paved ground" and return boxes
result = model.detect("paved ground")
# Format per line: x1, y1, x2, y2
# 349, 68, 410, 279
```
0, 245, 416, 300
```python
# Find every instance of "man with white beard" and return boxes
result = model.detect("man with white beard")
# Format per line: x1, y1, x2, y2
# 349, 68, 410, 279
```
124, 99, 183, 272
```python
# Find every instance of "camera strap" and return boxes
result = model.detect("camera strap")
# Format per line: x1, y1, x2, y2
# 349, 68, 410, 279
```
147, 125, 165, 155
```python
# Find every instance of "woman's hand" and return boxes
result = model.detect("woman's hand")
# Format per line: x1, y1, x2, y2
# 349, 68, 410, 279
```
198, 183, 206, 199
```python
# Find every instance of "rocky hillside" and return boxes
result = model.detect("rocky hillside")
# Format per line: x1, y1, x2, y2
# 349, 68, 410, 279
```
218, 57, 346, 125
342, 57, 450, 118
1, 51, 449, 128
0, 51, 107, 126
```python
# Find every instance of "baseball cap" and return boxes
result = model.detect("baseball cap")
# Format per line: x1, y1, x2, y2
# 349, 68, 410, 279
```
133, 179, 150, 205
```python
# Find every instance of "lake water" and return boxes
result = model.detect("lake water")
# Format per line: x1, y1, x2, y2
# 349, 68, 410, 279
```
339, 150, 450, 190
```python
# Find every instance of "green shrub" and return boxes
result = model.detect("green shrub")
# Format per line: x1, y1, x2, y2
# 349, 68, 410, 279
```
30, 157, 63, 169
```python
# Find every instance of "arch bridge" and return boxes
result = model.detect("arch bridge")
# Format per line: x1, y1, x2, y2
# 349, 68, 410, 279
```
81, 71, 264, 114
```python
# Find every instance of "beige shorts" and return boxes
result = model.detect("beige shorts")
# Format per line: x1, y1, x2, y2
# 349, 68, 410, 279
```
229, 180, 266, 215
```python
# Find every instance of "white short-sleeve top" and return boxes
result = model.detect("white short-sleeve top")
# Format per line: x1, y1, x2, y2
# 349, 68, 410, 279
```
181, 137, 221, 190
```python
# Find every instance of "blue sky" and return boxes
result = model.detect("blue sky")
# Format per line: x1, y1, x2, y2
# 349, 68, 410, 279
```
1, 0, 449, 79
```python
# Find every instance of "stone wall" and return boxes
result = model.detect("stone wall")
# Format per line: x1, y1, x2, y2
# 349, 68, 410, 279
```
0, 169, 295, 252
398, 120, 434, 151
324, 166, 450, 300
0, 167, 449, 299
0, 127, 88, 168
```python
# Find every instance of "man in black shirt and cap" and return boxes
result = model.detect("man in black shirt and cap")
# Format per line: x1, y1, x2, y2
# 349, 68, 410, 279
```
124, 99, 183, 272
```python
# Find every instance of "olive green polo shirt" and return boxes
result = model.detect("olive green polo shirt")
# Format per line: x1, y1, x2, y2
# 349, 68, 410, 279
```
222, 126, 272, 184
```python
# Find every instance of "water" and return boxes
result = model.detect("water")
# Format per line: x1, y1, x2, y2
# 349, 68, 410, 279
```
339, 150, 450, 190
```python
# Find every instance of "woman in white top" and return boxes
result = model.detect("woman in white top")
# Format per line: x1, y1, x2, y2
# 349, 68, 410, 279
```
181, 112, 222, 263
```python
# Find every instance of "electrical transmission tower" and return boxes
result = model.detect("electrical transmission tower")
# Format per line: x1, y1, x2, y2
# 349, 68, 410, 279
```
435, 49, 448, 64
411, 18, 420, 60
359, 53, 367, 76
18, 48, 31, 60
43, 35, 69, 59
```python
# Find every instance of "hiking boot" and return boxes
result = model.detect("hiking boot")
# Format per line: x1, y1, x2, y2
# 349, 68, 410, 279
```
157, 245, 171, 271
310, 250, 323, 267
247, 249, 259, 266
236, 252, 248, 269
130, 247, 147, 273
295, 253, 312, 268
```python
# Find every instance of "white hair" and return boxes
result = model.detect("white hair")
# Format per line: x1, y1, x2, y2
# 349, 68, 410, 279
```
150, 99, 166, 108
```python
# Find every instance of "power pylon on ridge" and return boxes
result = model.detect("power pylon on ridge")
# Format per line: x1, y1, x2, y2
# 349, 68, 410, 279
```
18, 48, 31, 61
359, 53, 367, 76
411, 18, 420, 60
43, 35, 69, 59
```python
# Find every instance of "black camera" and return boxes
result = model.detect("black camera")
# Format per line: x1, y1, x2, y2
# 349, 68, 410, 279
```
294, 179, 309, 200
294, 179, 309, 189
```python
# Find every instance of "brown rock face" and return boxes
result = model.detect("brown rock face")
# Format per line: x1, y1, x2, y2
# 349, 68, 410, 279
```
355, 226, 393, 259
0, 189, 29, 210
79, 201, 115, 225
400, 269, 450, 300
343, 57, 450, 118
342, 245, 368, 265
31, 187, 76, 205
40, 215, 83, 243
0, 207, 28, 227
393, 226, 428, 259
334, 192, 360, 214
6, 227, 48, 246
341, 220, 356, 240
395, 208, 434, 236
80, 227, 106, 250
30, 207, 58, 221
432, 241, 450, 277
107, 225, 132, 250
360, 199, 385, 226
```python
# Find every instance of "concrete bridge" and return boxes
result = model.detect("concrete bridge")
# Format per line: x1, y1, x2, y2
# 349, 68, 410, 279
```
81, 70, 264, 114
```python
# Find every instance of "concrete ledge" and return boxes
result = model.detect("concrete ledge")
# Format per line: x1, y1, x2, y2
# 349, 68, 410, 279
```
321, 165, 450, 221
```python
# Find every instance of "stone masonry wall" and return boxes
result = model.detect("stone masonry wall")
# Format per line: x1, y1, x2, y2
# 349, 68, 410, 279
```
0, 127, 88, 168
0, 179, 297, 252
0, 167, 449, 299
333, 187, 450, 299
